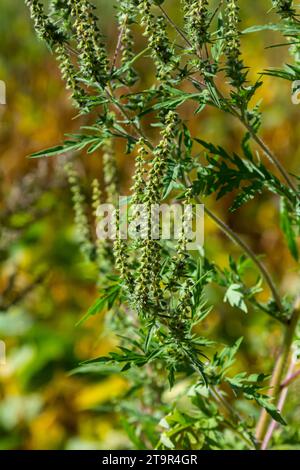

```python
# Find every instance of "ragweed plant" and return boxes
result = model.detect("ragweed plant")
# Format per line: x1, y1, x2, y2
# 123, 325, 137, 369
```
26, 0, 300, 450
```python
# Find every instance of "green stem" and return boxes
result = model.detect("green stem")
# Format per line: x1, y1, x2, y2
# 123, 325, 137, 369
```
241, 120, 299, 197
255, 299, 300, 446
199, 201, 284, 314
158, 5, 193, 49
209, 387, 256, 450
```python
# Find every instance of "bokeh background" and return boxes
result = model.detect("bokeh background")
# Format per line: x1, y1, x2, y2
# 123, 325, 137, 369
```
0, 0, 299, 449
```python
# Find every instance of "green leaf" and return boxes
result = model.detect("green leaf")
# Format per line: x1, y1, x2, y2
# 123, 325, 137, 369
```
76, 284, 121, 326
224, 284, 248, 313
255, 397, 286, 426
29, 133, 105, 159
243, 23, 284, 34
160, 433, 175, 449
120, 417, 147, 450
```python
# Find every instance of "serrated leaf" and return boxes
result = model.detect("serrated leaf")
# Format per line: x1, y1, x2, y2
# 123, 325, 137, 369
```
224, 284, 248, 313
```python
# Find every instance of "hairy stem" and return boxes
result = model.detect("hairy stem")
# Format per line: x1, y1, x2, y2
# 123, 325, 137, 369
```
255, 299, 300, 446
209, 387, 256, 449
261, 355, 296, 450
280, 368, 300, 389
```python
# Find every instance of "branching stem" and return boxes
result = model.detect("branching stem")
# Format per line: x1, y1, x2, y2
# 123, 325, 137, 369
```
255, 299, 300, 447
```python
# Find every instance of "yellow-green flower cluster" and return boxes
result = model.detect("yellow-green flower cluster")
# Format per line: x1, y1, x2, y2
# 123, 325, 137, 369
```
65, 163, 93, 258
91, 178, 108, 265
169, 189, 193, 283
25, 0, 86, 108
224, 0, 246, 88
117, 0, 137, 85
25, 0, 62, 45
55, 43, 86, 107
134, 111, 178, 312
273, 0, 296, 19
145, 111, 178, 206
131, 138, 148, 206
91, 178, 102, 220
68, 0, 108, 85
170, 278, 194, 341
184, 0, 210, 49
113, 210, 134, 293
139, 0, 178, 81
49, 0, 73, 33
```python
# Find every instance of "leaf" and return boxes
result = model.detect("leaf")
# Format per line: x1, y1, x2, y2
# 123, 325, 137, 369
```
144, 323, 156, 353
160, 433, 175, 449
194, 139, 295, 209
213, 338, 244, 377
224, 284, 248, 313
76, 284, 121, 326
243, 23, 284, 34
30, 144, 73, 159
264, 66, 299, 82
29, 133, 105, 159
255, 397, 286, 426
120, 417, 147, 450
243, 23, 300, 36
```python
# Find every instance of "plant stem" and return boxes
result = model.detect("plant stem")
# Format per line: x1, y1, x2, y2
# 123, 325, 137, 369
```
202, 203, 284, 314
158, 5, 193, 49
209, 387, 256, 449
255, 299, 300, 446
261, 356, 296, 450
280, 368, 300, 389
111, 17, 127, 73
242, 121, 299, 196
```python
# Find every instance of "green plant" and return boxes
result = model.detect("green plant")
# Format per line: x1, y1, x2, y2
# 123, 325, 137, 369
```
25, 0, 300, 450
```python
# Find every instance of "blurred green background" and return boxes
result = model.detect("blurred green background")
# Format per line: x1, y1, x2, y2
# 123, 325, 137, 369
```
0, 0, 299, 449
